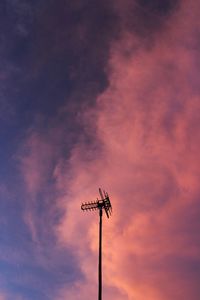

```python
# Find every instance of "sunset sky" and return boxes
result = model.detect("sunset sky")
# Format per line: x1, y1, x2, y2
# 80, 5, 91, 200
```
0, 0, 200, 299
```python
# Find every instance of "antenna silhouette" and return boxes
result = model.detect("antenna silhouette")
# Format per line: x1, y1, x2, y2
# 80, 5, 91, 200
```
81, 188, 112, 300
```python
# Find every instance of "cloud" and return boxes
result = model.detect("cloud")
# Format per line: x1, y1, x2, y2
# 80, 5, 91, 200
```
5, 0, 34, 37
15, 0, 200, 299
53, 1, 200, 299
16, 124, 83, 299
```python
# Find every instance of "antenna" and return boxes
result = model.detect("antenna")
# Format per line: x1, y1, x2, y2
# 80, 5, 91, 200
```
81, 188, 112, 300
81, 188, 112, 218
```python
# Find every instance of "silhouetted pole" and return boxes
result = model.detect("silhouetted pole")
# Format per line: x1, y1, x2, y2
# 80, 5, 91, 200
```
98, 207, 102, 300
81, 188, 112, 300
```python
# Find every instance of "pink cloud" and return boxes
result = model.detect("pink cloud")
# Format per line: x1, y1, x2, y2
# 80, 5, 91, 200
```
16, 1, 200, 299
54, 1, 200, 299
18, 127, 63, 249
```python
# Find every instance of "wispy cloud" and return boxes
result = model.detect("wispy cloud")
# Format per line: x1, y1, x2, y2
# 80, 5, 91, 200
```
52, 1, 200, 299
14, 1, 200, 299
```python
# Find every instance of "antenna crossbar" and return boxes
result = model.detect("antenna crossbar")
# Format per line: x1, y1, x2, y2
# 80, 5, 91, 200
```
81, 201, 99, 211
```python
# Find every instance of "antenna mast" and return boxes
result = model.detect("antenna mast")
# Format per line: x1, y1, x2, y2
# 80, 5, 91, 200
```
81, 188, 112, 300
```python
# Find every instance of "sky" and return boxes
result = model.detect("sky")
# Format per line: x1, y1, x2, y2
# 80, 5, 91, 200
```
0, 0, 200, 299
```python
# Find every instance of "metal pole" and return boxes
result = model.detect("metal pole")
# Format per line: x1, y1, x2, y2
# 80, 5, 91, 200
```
81, 189, 112, 300
98, 207, 102, 300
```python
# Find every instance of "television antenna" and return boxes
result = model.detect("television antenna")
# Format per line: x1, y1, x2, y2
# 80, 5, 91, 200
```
81, 188, 112, 300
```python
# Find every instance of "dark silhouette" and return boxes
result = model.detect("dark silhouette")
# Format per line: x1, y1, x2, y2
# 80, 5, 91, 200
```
81, 188, 112, 300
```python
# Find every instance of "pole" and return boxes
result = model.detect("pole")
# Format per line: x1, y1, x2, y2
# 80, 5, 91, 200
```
81, 189, 112, 299
98, 207, 102, 300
